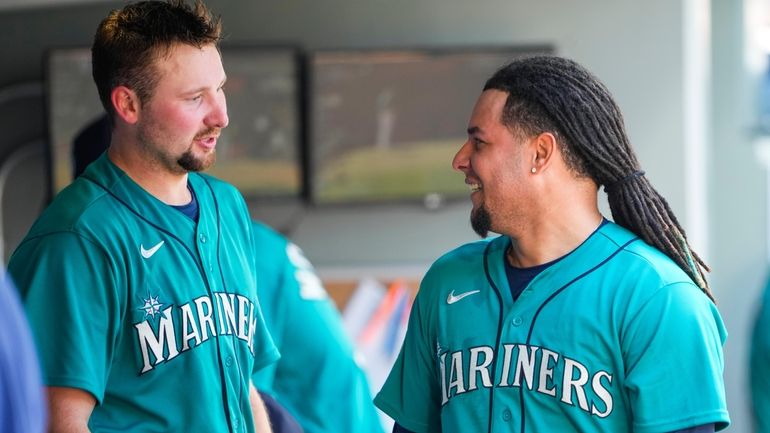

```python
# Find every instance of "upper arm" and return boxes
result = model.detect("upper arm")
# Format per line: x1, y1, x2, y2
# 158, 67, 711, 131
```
9, 233, 121, 403
47, 386, 96, 433
623, 282, 729, 431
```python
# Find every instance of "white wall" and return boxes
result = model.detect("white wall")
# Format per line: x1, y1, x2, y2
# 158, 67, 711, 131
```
209, 0, 692, 273
711, 1, 764, 432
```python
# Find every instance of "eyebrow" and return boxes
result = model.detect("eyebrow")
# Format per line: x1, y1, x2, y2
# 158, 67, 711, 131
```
467, 126, 481, 135
183, 76, 228, 96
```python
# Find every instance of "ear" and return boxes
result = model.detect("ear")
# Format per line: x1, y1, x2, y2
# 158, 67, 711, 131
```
110, 86, 140, 125
530, 132, 557, 172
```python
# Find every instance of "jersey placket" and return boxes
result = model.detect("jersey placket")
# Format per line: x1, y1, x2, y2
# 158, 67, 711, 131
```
491, 275, 539, 433
194, 197, 248, 433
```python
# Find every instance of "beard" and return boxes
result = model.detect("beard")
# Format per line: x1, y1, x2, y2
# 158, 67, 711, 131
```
178, 147, 216, 172
471, 205, 492, 238
137, 122, 219, 173
177, 127, 219, 172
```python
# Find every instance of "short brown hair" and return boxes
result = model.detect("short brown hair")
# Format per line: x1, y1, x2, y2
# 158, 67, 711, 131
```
91, 0, 222, 119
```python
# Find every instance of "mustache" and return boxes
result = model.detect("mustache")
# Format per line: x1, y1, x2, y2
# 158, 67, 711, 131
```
194, 127, 221, 140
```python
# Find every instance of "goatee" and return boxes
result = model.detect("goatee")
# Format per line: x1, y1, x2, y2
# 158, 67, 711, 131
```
178, 149, 216, 172
471, 206, 492, 238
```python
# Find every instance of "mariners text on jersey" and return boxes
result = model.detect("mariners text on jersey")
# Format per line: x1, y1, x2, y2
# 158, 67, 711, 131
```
134, 292, 260, 374
439, 343, 614, 418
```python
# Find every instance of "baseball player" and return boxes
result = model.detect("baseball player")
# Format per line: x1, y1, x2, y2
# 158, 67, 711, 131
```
751, 276, 770, 432
8, 1, 278, 432
374, 56, 730, 432
251, 221, 385, 433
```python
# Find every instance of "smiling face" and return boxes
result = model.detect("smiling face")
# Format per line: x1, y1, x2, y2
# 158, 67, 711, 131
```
452, 89, 535, 238
135, 43, 228, 174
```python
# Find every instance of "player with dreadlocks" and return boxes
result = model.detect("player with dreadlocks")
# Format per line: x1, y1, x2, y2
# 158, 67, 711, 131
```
375, 56, 729, 433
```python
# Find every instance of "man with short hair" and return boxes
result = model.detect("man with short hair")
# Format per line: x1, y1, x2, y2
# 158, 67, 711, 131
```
8, 1, 277, 432
375, 56, 730, 433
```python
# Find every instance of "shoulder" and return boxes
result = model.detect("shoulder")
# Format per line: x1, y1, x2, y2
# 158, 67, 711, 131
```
251, 221, 289, 252
591, 223, 715, 321
421, 236, 502, 290
430, 236, 500, 269
596, 222, 694, 287
22, 176, 112, 240
251, 221, 292, 277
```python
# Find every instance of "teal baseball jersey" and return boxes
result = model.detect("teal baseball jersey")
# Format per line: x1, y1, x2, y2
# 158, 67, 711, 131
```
375, 222, 729, 433
751, 276, 770, 432
8, 154, 279, 433
250, 222, 384, 433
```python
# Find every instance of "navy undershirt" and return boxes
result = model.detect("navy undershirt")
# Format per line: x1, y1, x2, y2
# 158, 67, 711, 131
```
504, 249, 564, 301
503, 220, 611, 301
170, 184, 199, 222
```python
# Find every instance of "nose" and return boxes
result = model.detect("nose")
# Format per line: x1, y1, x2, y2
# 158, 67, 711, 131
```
208, 91, 229, 129
452, 139, 472, 173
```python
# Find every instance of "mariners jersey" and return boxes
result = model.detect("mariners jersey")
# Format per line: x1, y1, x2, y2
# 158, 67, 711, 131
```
375, 222, 730, 433
250, 222, 384, 433
750, 277, 770, 433
8, 154, 279, 433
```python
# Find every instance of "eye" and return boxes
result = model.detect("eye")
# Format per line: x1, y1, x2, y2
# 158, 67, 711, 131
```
189, 94, 203, 103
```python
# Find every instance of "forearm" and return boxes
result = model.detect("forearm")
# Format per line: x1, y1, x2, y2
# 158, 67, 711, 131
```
249, 384, 273, 433
49, 421, 92, 433
47, 387, 94, 433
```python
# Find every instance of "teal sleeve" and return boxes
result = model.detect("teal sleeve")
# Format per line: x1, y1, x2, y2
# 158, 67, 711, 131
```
250, 255, 287, 389
751, 281, 770, 433
623, 282, 729, 433
375, 279, 442, 433
8, 232, 121, 404
249, 292, 281, 375
245, 220, 281, 378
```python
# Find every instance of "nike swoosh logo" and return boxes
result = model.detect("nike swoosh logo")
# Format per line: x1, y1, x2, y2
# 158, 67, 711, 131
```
447, 289, 480, 304
140, 241, 165, 259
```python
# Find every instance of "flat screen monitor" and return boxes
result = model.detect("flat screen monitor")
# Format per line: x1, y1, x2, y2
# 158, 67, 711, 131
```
45, 45, 303, 200
308, 46, 552, 205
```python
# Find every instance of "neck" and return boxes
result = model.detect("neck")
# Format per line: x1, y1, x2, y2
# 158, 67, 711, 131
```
506, 212, 603, 268
107, 143, 192, 206
506, 179, 602, 268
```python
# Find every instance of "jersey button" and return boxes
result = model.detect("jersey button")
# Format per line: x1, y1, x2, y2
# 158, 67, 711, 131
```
199, 233, 207, 243
502, 409, 512, 421
225, 356, 233, 367
511, 316, 523, 327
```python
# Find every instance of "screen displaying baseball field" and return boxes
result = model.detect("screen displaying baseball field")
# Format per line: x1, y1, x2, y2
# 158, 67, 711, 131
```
308, 46, 551, 205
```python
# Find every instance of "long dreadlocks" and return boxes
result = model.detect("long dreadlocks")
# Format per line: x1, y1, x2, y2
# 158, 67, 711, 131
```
484, 56, 714, 302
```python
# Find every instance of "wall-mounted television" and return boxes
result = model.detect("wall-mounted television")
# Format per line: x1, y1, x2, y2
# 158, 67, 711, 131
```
45, 45, 304, 201
307, 46, 552, 206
